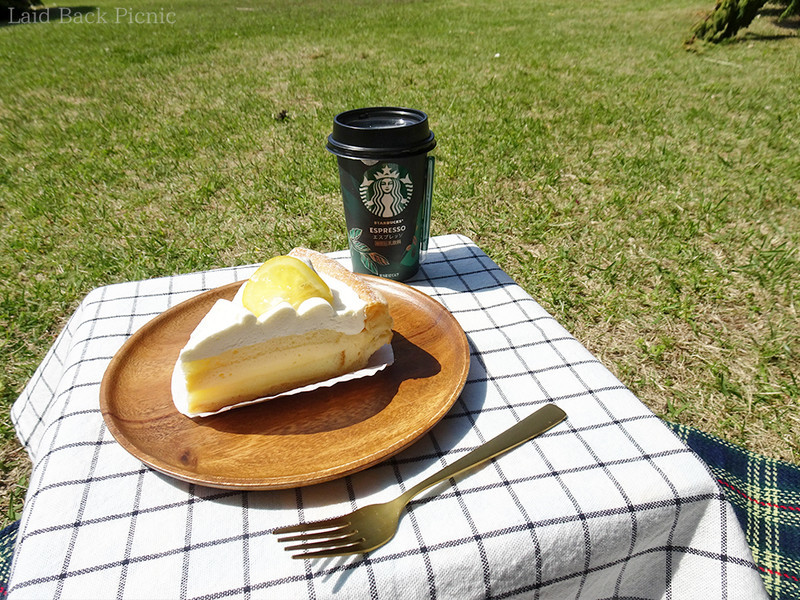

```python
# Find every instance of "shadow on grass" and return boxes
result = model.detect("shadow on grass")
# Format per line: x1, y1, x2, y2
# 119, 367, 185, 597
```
741, 5, 800, 41
1, 6, 96, 27
686, 4, 798, 48
758, 5, 800, 29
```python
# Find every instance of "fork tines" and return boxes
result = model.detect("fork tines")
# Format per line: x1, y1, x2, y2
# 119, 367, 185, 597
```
274, 520, 365, 559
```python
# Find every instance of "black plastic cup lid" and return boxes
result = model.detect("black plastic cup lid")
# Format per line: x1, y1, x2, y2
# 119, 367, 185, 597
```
327, 107, 436, 159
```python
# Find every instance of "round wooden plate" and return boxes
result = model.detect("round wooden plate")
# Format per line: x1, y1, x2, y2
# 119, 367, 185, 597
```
99, 276, 470, 490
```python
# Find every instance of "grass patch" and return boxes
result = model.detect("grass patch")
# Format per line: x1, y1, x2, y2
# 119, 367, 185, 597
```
1, 0, 798, 527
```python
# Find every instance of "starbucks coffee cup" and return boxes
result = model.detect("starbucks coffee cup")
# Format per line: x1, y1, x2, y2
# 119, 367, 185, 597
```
327, 107, 436, 281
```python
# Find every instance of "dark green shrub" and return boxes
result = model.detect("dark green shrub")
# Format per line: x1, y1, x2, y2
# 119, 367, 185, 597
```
1, 1, 45, 21
1, 1, 41, 9
689, 0, 799, 43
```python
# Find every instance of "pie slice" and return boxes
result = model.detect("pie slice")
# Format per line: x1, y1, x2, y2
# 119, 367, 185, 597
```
171, 248, 394, 416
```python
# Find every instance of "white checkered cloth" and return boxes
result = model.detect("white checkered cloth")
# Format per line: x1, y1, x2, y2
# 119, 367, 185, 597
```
10, 234, 768, 599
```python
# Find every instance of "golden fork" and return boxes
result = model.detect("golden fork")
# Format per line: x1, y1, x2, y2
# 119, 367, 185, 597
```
273, 403, 567, 559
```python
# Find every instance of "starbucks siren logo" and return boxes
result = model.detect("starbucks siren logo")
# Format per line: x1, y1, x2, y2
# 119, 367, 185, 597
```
360, 163, 413, 218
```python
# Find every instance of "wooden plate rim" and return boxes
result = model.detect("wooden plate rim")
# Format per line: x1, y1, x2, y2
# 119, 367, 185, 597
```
99, 276, 470, 490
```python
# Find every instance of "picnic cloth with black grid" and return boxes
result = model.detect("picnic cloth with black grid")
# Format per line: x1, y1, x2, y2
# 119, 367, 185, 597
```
3, 426, 798, 600
8, 234, 769, 599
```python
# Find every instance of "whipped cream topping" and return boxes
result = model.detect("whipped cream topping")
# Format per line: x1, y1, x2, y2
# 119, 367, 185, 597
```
177, 266, 367, 362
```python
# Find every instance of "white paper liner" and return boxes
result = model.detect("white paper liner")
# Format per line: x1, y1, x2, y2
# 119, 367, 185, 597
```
177, 344, 394, 418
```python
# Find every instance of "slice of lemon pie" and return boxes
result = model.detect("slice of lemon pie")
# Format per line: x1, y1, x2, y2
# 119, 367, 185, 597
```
171, 248, 394, 416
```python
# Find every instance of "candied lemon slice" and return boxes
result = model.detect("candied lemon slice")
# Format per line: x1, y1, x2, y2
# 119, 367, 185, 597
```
241, 255, 334, 316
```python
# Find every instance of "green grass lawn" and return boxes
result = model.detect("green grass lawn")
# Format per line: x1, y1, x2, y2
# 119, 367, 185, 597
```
1, 0, 798, 527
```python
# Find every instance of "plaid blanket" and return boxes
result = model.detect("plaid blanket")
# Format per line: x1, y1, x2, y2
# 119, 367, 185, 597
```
666, 422, 800, 600
0, 520, 17, 598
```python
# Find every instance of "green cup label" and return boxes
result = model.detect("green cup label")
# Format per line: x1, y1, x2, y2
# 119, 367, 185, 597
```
338, 157, 431, 281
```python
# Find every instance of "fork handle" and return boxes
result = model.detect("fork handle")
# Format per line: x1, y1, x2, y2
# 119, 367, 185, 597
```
400, 403, 567, 504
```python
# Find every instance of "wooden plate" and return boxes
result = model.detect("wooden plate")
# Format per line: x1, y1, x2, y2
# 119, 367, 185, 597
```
99, 276, 470, 490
